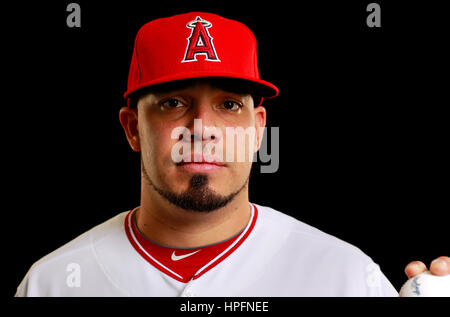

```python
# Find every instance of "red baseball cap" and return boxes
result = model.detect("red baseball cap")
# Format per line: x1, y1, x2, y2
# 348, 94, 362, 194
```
124, 12, 279, 104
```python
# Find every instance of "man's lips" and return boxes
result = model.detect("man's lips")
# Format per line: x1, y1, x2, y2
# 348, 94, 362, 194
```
177, 154, 225, 165
176, 154, 226, 173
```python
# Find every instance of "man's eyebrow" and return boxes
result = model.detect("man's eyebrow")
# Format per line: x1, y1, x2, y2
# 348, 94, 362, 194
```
134, 79, 254, 107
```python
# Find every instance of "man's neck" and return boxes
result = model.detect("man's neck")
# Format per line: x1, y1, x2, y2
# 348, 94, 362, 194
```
135, 186, 251, 248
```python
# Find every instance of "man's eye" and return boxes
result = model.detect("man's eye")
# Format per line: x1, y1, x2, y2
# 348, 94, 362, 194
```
161, 98, 184, 109
223, 100, 242, 112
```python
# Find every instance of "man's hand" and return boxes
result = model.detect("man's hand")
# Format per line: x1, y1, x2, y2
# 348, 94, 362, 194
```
404, 256, 450, 279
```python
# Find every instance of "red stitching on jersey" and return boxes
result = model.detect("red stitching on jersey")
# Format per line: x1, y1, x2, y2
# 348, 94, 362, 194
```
192, 204, 258, 280
124, 210, 186, 282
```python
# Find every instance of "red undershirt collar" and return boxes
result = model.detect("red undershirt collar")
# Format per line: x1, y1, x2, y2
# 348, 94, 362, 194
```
124, 204, 258, 283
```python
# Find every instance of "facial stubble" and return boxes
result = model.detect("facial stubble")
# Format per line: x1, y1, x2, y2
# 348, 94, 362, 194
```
141, 158, 250, 212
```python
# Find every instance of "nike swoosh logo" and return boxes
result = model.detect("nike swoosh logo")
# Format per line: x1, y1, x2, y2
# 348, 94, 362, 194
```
171, 250, 201, 261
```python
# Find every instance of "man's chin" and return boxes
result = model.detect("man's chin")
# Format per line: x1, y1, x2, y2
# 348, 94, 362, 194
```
156, 175, 236, 212
154, 174, 248, 212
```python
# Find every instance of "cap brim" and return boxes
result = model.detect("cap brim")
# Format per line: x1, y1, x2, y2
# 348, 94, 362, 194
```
124, 72, 279, 100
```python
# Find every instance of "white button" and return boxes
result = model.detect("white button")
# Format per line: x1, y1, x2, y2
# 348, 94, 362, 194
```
183, 288, 195, 297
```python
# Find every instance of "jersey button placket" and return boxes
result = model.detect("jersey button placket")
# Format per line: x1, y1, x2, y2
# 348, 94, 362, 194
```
180, 279, 196, 297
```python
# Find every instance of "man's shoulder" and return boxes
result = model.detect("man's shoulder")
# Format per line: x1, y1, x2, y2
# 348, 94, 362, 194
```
16, 211, 129, 296
34, 211, 127, 266
253, 203, 369, 259
245, 204, 398, 296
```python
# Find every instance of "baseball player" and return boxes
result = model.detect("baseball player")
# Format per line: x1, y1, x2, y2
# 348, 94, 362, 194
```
15, 12, 449, 297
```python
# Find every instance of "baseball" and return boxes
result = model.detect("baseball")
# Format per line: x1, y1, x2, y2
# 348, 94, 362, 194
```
399, 271, 450, 297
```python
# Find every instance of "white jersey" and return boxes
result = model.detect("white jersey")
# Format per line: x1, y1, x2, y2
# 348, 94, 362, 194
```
15, 203, 399, 296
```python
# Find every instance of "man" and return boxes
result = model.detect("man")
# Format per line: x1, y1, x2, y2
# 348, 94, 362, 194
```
16, 12, 448, 296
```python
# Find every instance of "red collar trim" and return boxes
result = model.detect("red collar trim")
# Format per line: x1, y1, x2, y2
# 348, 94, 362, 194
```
124, 204, 258, 283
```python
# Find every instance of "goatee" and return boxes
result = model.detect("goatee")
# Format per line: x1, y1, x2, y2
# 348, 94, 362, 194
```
142, 163, 248, 212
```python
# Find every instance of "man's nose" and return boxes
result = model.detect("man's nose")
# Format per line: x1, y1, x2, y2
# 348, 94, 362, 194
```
187, 104, 221, 142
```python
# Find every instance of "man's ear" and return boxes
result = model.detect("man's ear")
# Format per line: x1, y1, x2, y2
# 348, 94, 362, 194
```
119, 106, 140, 152
254, 105, 267, 152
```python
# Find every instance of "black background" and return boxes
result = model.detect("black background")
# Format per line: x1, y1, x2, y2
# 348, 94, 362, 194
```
5, 0, 449, 297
